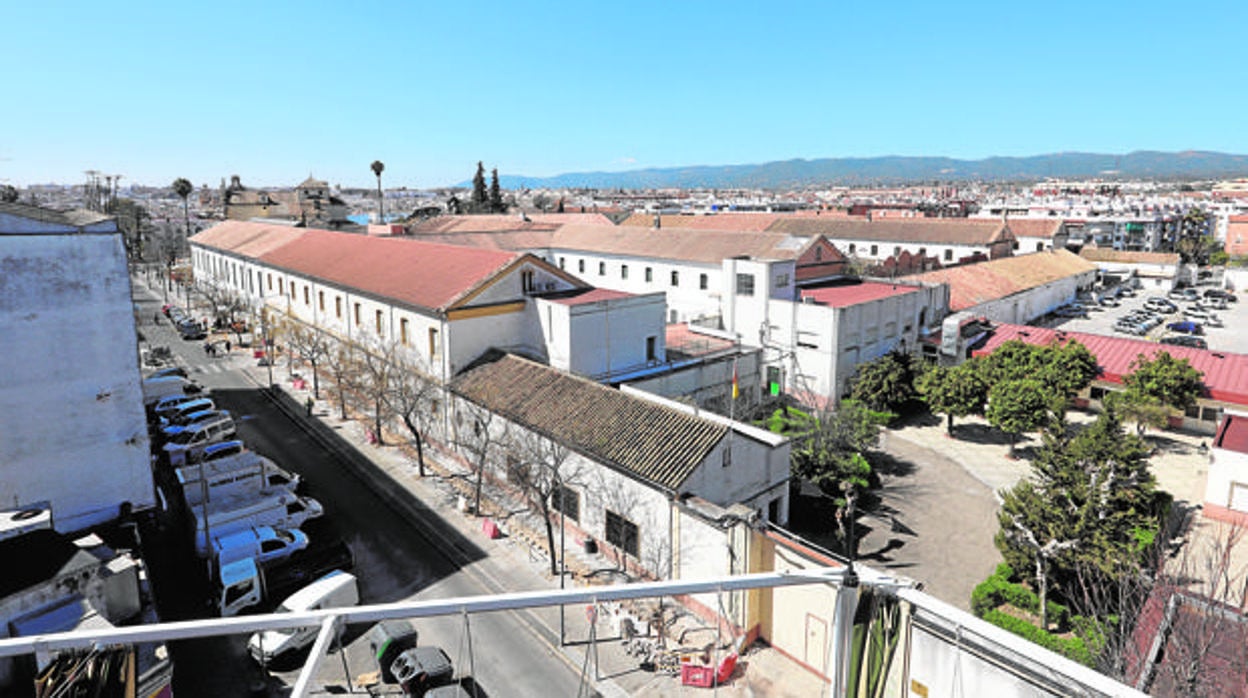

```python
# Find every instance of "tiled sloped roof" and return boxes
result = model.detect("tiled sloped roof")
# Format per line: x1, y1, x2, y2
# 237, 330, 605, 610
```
452, 353, 727, 490
396, 231, 557, 252
409, 213, 613, 234
619, 213, 784, 231
766, 218, 1012, 246
1002, 218, 1064, 240
249, 226, 521, 312
550, 224, 810, 264
910, 250, 1096, 311
1079, 248, 1181, 265
975, 323, 1248, 405
189, 220, 308, 258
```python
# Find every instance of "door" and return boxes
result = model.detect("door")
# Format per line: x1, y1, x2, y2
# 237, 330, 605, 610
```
1230, 483, 1248, 512
804, 614, 828, 671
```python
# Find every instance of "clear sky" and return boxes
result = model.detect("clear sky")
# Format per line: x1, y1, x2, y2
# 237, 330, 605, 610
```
2, 0, 1245, 189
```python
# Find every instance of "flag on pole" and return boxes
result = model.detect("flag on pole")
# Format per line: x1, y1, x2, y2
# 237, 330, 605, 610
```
732, 359, 739, 400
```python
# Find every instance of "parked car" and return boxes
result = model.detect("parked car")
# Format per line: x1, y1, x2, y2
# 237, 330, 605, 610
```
1204, 289, 1237, 302
1203, 296, 1228, 310
248, 571, 360, 663
1184, 306, 1210, 320
1204, 314, 1224, 328
145, 366, 189, 380
1160, 336, 1208, 349
1113, 322, 1146, 336
1168, 288, 1200, 302
1054, 304, 1087, 318
178, 319, 206, 340
1166, 321, 1203, 335
1145, 297, 1178, 313
1096, 295, 1120, 307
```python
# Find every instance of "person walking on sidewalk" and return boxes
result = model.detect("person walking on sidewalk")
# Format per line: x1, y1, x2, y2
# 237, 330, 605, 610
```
305, 397, 314, 417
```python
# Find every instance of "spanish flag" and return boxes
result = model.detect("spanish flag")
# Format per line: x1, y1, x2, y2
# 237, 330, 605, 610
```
732, 360, 739, 400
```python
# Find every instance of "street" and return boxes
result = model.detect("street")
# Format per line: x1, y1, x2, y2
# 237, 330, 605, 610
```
133, 281, 594, 697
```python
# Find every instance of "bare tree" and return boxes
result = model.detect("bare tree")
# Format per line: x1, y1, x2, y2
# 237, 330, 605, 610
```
282, 321, 332, 399
453, 397, 506, 517
385, 350, 441, 477
193, 278, 247, 331
355, 338, 401, 446
507, 429, 582, 576
589, 470, 647, 574
1003, 510, 1079, 630
321, 340, 360, 421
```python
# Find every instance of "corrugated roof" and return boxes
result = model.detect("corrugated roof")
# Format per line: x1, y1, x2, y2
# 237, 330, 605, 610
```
800, 281, 923, 308
452, 353, 727, 490
551, 224, 811, 264
910, 250, 1095, 311
766, 218, 1013, 246
975, 323, 1248, 405
1079, 248, 1181, 265
1215, 415, 1248, 453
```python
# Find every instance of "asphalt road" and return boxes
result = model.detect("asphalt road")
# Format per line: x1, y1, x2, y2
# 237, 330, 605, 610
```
134, 283, 593, 697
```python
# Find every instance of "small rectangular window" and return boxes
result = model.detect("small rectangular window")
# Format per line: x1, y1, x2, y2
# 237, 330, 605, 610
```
621, 264, 629, 280
552, 486, 580, 522
578, 260, 585, 273
428, 328, 441, 359
699, 273, 708, 290
400, 318, 409, 345
944, 249, 953, 261
870, 245, 879, 256
775, 273, 789, 287
375, 309, 384, 335
736, 273, 755, 296
646, 336, 656, 361
354, 303, 361, 326
599, 261, 606, 276
303, 286, 310, 305
605, 510, 639, 558
335, 296, 342, 319
318, 291, 325, 311
670, 271, 679, 287
559, 257, 566, 269
645, 267, 653, 282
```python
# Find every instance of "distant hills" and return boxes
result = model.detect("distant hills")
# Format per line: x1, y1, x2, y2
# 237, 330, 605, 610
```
483, 151, 1248, 190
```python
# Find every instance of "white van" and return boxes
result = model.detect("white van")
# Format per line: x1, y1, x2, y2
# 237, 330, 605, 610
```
213, 526, 309, 569
191, 492, 323, 555
178, 453, 300, 507
160, 397, 217, 428
247, 571, 359, 663
163, 413, 237, 467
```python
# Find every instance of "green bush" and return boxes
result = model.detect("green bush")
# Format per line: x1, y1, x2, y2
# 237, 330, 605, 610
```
982, 610, 1093, 666
971, 563, 1068, 628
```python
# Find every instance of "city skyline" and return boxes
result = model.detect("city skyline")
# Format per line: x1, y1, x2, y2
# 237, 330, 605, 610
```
3, 0, 1247, 189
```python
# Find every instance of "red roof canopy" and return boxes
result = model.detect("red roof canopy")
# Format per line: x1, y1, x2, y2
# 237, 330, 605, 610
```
974, 323, 1248, 405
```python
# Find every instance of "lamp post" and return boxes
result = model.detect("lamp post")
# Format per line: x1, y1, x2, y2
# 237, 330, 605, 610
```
558, 484, 566, 645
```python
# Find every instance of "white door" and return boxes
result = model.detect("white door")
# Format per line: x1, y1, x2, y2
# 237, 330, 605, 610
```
805, 614, 828, 672
1230, 483, 1248, 512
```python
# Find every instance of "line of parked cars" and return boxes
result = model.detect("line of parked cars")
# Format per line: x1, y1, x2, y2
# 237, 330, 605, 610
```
163, 303, 206, 341
141, 365, 357, 665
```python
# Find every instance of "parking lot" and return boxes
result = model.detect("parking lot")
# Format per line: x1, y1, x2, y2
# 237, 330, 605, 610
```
1036, 282, 1246, 353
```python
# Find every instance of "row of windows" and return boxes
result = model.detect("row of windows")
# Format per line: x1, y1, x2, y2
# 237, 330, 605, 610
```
549, 489, 640, 559
558, 257, 709, 290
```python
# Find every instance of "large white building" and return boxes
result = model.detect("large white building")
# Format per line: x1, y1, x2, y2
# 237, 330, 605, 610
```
0, 202, 155, 532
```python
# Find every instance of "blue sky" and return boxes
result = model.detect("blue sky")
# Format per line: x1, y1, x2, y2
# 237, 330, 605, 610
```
2, 0, 1245, 188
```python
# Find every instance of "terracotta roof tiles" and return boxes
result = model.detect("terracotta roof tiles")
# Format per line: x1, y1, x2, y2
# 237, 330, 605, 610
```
910, 250, 1095, 311
1079, 248, 1181, 265
766, 218, 1013, 246
452, 353, 727, 490
551, 224, 812, 265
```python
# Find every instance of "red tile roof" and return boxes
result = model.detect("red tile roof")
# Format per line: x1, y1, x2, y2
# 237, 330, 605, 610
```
799, 281, 923, 308
189, 220, 309, 258
1003, 218, 1064, 240
975, 323, 1248, 405
619, 212, 783, 231
910, 250, 1095, 311
665, 324, 737, 359
1079, 248, 1181, 265
551, 224, 814, 265
767, 218, 1013, 246
1214, 414, 1248, 453
544, 288, 634, 306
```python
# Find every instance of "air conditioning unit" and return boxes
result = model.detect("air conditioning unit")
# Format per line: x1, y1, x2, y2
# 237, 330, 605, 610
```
0, 502, 53, 542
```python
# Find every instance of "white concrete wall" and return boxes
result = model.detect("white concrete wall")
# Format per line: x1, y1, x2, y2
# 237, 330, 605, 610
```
624, 350, 761, 412
550, 248, 722, 323
1206, 443, 1248, 512
539, 293, 667, 380
962, 274, 1090, 325
0, 234, 154, 532
835, 238, 989, 263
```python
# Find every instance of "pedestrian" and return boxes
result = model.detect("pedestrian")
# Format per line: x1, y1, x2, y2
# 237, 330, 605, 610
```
305, 397, 314, 417
224, 339, 231, 353
203, 341, 211, 356
153, 312, 161, 325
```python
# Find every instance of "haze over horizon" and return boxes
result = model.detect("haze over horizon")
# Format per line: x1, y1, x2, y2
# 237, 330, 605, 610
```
2, 0, 1245, 189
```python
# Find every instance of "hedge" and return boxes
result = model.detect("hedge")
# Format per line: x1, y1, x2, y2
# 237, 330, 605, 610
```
971, 564, 1068, 629
982, 609, 1093, 667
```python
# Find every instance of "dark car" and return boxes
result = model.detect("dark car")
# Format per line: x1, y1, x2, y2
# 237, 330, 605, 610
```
177, 318, 206, 340
1203, 289, 1237, 302
1166, 321, 1203, 335
1160, 335, 1208, 349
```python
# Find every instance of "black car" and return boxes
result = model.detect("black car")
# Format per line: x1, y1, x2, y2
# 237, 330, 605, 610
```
177, 318, 206, 340
1160, 335, 1208, 349
1203, 289, 1238, 302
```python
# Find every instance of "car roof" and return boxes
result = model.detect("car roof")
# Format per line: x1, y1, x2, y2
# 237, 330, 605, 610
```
279, 570, 357, 611
203, 440, 245, 455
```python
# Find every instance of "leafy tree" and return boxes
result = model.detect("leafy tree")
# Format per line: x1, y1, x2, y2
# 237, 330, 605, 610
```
1103, 391, 1170, 436
986, 379, 1050, 457
1037, 340, 1100, 399
471, 161, 487, 209
370, 160, 385, 222
0, 184, 18, 203
977, 340, 1045, 386
848, 350, 923, 414
489, 168, 504, 213
781, 400, 885, 525
997, 481, 1078, 629
1123, 351, 1204, 414
171, 178, 193, 239
916, 363, 988, 435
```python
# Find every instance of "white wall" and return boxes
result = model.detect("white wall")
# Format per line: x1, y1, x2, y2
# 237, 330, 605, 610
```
538, 293, 667, 380
550, 248, 722, 323
0, 234, 154, 532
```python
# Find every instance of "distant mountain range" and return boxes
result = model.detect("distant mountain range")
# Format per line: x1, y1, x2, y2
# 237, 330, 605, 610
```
478, 151, 1248, 190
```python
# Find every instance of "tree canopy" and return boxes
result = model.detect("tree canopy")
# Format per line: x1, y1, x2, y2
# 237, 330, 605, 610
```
916, 363, 989, 435
848, 350, 924, 415
1123, 351, 1204, 413
986, 378, 1051, 455
471, 161, 487, 207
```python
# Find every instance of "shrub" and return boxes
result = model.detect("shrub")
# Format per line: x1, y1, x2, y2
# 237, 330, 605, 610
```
982, 610, 1093, 666
971, 563, 1068, 628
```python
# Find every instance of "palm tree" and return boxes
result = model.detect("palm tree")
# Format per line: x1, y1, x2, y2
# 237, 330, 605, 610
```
370, 160, 385, 223
171, 178, 193, 239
